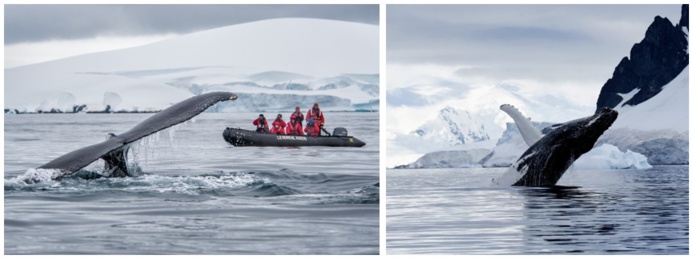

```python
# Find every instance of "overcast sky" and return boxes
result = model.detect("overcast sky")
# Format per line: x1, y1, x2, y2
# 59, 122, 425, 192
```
387, 4, 684, 106
5, 4, 378, 67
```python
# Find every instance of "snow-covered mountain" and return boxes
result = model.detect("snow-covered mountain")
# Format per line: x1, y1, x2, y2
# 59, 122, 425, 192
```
386, 82, 588, 167
596, 5, 688, 110
409, 106, 501, 146
5, 18, 379, 113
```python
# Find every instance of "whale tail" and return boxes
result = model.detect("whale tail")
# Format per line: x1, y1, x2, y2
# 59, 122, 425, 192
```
38, 92, 238, 179
101, 133, 131, 177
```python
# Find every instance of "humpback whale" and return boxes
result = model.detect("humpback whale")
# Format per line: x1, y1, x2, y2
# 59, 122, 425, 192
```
38, 92, 238, 179
492, 105, 618, 187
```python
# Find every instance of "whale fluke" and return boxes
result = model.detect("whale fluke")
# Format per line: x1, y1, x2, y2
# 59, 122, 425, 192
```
38, 92, 238, 178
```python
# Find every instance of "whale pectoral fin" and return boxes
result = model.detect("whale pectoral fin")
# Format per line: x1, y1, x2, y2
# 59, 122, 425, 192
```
500, 104, 543, 146
38, 92, 238, 178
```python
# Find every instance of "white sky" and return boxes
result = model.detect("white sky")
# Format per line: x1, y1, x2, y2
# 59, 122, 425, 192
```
4, 4, 378, 68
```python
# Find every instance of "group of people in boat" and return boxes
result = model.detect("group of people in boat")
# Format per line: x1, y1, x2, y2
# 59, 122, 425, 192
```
252, 102, 328, 136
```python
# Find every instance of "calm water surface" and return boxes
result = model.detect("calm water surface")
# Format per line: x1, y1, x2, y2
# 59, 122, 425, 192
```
5, 112, 379, 254
387, 166, 688, 254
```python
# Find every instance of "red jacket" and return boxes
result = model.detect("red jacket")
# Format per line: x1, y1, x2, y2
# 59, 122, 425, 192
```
273, 118, 286, 128
269, 125, 285, 135
306, 108, 325, 126
285, 121, 304, 135
304, 124, 320, 136
253, 118, 268, 132
291, 112, 304, 125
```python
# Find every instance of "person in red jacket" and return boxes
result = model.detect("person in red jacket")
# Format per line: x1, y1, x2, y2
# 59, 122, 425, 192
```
291, 106, 304, 127
273, 114, 286, 128
285, 117, 304, 135
306, 102, 325, 135
304, 118, 320, 136
253, 114, 269, 133
269, 121, 285, 135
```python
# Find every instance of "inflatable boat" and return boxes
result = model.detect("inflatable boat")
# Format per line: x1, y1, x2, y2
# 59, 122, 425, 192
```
223, 127, 366, 147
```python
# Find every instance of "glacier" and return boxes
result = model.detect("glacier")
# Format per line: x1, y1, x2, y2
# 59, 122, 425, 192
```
5, 18, 379, 113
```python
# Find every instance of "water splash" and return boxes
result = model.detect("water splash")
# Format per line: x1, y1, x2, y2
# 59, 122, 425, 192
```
5, 170, 274, 196
5, 169, 377, 203
6, 168, 62, 186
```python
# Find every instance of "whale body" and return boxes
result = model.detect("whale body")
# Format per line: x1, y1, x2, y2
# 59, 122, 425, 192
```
493, 105, 618, 187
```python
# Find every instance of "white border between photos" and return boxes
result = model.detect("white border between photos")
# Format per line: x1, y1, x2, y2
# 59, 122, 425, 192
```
2, 1, 691, 258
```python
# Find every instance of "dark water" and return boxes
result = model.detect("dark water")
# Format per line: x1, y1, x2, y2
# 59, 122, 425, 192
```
5, 112, 379, 254
387, 166, 688, 254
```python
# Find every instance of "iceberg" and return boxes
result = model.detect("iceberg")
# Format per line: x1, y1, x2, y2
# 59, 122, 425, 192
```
573, 144, 653, 170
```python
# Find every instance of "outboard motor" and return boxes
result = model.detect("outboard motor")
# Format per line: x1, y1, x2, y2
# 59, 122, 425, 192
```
333, 127, 348, 137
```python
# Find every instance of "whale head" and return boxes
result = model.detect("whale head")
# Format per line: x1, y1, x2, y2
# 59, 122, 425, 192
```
559, 107, 618, 154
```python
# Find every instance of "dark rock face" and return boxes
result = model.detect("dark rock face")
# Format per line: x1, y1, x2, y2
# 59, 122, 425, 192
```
680, 4, 689, 29
595, 4, 689, 112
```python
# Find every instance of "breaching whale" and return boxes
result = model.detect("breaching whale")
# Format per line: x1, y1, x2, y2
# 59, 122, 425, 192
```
492, 104, 618, 187
38, 92, 238, 179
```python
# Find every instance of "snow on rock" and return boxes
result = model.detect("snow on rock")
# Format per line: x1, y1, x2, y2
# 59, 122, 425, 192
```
599, 66, 689, 164
5, 18, 378, 113
573, 144, 653, 170
611, 66, 689, 132
595, 12, 688, 110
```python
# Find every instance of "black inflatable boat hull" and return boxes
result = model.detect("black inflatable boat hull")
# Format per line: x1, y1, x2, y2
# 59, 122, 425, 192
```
223, 128, 366, 147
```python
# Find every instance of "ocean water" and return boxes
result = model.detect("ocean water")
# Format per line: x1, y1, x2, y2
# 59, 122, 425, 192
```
4, 112, 379, 254
387, 166, 688, 254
